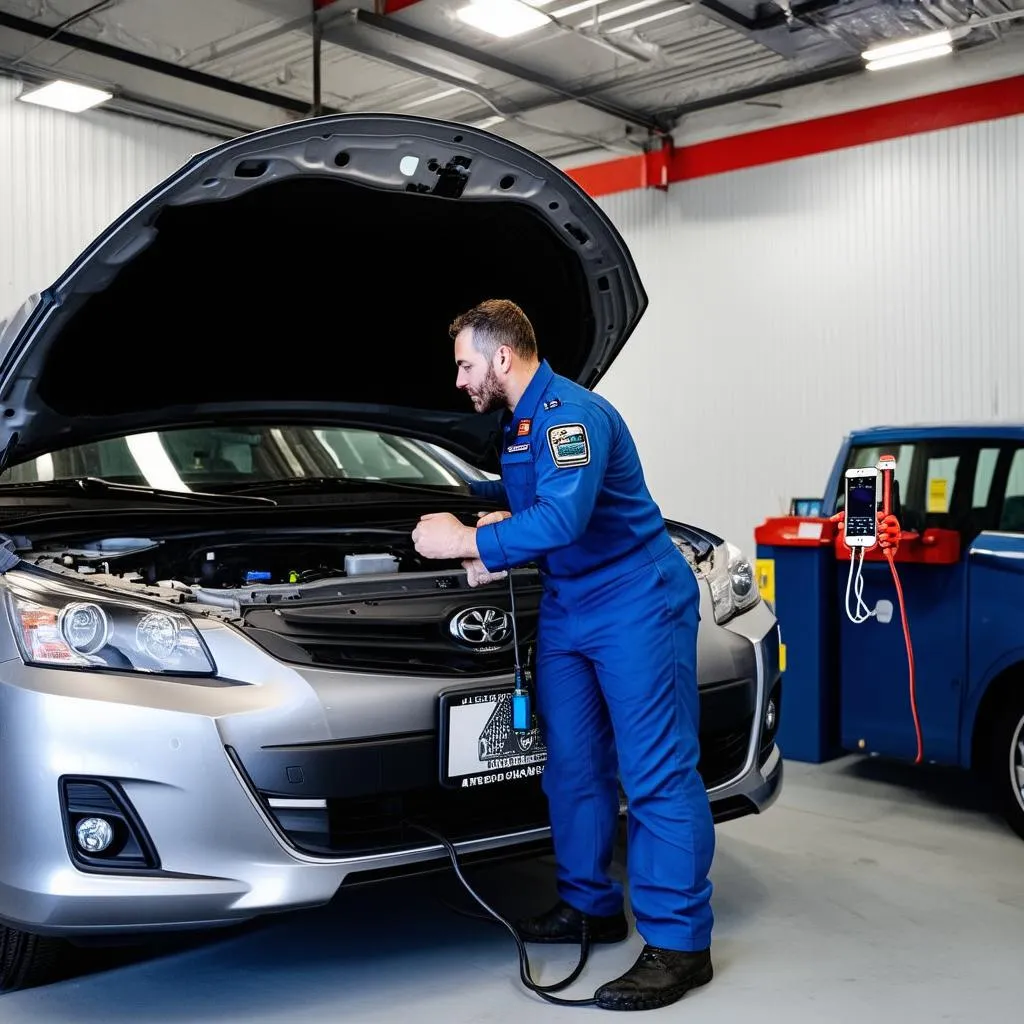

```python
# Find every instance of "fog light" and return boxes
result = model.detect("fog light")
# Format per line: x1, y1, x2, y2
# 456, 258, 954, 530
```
76, 816, 114, 853
765, 699, 777, 733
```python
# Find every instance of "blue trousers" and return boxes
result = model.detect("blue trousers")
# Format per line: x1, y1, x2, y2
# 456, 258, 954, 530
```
534, 546, 715, 951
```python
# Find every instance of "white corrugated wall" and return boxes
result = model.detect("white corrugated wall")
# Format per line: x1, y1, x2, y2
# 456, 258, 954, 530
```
594, 114, 1024, 555
0, 78, 215, 319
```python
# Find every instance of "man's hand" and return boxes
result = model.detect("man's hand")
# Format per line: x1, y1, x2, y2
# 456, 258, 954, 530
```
477, 510, 512, 528
462, 557, 508, 588
830, 509, 901, 553
411, 512, 478, 561
877, 512, 900, 553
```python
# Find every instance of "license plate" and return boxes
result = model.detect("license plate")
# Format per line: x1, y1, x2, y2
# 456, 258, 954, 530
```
438, 686, 547, 789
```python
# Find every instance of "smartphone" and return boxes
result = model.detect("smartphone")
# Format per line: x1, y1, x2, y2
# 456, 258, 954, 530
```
844, 467, 879, 547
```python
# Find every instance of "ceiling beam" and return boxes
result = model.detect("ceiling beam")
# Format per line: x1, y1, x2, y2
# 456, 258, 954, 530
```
0, 9, 337, 117
339, 7, 670, 135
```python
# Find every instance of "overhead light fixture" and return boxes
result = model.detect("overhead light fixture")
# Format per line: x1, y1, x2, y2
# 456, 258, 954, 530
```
456, 0, 550, 38
549, 0, 603, 16
607, 6, 686, 32
599, 0, 672, 21
861, 28, 957, 69
17, 79, 113, 113
473, 115, 506, 129
400, 87, 463, 110
865, 43, 953, 71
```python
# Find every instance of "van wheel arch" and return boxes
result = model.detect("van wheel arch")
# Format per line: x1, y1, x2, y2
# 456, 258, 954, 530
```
971, 664, 1024, 841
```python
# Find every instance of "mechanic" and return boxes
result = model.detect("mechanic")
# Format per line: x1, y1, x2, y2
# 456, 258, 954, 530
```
411, 299, 715, 1012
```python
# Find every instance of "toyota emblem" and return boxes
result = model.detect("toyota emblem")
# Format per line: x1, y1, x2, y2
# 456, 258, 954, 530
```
449, 607, 512, 648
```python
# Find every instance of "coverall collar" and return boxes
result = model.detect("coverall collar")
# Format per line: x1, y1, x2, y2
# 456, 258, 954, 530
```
509, 359, 554, 427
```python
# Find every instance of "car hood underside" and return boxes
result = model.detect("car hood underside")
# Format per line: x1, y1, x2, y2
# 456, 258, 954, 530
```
0, 115, 646, 473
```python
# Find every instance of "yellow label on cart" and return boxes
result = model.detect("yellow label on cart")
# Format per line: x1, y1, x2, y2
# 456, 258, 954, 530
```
756, 558, 775, 603
779, 642, 787, 673
927, 478, 948, 513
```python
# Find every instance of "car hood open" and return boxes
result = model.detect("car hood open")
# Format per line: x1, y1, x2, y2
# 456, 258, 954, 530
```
0, 114, 646, 473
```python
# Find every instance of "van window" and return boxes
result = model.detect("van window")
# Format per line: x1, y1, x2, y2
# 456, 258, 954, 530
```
973, 447, 1000, 508
925, 456, 959, 515
999, 449, 1024, 533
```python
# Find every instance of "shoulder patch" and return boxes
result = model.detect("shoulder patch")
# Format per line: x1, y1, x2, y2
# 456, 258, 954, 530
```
547, 423, 590, 468
543, 398, 561, 411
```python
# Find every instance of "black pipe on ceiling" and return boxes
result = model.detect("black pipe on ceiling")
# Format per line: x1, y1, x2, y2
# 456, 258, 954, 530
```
0, 9, 339, 116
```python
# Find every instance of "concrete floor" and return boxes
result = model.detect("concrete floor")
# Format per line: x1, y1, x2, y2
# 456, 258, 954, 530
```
6, 755, 1022, 1023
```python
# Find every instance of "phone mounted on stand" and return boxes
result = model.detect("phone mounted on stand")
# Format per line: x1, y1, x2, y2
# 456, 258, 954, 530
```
843, 467, 880, 548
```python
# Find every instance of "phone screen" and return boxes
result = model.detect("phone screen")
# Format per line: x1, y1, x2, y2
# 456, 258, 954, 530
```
845, 477, 877, 538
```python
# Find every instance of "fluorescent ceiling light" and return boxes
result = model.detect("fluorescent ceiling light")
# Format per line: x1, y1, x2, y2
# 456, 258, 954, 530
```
473, 115, 506, 129
865, 43, 953, 71
607, 5, 686, 31
600, 0, 670, 20
456, 0, 550, 37
551, 0, 665, 20
18, 79, 112, 113
549, 0, 602, 16
862, 29, 952, 62
400, 87, 462, 109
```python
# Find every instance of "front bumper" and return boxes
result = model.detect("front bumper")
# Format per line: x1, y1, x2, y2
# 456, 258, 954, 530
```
0, 601, 783, 939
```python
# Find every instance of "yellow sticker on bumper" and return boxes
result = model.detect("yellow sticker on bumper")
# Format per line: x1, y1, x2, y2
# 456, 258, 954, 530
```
756, 558, 775, 603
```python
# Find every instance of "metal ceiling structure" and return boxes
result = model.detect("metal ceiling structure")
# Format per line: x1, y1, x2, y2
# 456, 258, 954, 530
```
0, 0, 1022, 162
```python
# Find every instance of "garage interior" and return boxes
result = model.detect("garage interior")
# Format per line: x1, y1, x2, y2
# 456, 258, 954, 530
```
1, 0, 1023, 1021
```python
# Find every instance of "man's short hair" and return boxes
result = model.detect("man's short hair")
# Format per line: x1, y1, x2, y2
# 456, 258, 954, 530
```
449, 299, 538, 360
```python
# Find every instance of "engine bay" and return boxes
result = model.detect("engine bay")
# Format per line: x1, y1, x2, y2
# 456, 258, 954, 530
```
23, 527, 471, 614
17, 513, 710, 627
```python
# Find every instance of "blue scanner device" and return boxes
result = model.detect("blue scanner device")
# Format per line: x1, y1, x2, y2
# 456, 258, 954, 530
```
507, 575, 532, 733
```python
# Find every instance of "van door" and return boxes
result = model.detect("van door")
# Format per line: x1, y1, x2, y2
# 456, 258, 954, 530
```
965, 445, 1024, 768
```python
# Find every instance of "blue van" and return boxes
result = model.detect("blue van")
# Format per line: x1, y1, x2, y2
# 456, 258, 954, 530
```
823, 424, 1024, 840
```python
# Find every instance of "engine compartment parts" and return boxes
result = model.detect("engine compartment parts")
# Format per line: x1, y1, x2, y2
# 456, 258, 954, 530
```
33, 531, 430, 591
345, 553, 399, 576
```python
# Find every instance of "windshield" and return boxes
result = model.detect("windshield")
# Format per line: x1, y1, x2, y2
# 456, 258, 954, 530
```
0, 425, 477, 492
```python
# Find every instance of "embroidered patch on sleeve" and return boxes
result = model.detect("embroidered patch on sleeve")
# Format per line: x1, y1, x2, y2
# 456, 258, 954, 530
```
547, 423, 590, 468
516, 419, 531, 436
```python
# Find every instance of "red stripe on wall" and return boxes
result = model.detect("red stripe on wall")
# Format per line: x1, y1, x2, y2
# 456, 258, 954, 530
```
567, 73, 1024, 197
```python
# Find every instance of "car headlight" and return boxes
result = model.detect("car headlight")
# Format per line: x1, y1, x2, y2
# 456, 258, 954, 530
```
708, 542, 760, 624
6, 585, 216, 676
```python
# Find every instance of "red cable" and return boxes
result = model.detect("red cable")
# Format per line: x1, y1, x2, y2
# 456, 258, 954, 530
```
884, 546, 923, 765
878, 458, 923, 765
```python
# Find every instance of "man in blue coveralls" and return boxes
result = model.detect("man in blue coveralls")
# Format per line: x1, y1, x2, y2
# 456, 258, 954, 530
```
411, 299, 715, 1012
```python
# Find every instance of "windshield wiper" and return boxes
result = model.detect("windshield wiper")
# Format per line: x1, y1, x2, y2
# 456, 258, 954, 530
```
0, 477, 277, 506
221, 476, 460, 497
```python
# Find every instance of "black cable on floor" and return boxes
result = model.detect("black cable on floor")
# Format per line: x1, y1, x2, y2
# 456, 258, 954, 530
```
405, 821, 598, 1006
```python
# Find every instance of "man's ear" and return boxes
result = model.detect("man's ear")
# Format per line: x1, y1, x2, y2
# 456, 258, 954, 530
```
494, 345, 513, 374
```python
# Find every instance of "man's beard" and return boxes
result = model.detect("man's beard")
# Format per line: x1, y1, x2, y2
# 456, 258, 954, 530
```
470, 364, 506, 414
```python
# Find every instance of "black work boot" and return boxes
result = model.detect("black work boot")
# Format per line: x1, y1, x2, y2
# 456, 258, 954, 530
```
594, 944, 713, 1011
515, 899, 629, 944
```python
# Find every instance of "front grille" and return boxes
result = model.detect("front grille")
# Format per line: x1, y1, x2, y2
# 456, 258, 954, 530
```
275, 779, 551, 857
697, 721, 751, 789
242, 576, 542, 677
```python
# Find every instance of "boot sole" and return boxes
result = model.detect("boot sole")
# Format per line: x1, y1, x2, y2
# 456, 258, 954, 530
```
595, 961, 714, 1011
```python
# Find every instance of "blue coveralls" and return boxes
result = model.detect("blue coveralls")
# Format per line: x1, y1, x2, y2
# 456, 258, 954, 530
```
473, 359, 716, 952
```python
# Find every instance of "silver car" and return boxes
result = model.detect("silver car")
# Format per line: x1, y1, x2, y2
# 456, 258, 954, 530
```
0, 114, 782, 991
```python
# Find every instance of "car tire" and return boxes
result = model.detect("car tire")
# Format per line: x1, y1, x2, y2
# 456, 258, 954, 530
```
987, 689, 1024, 842
0, 925, 65, 992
